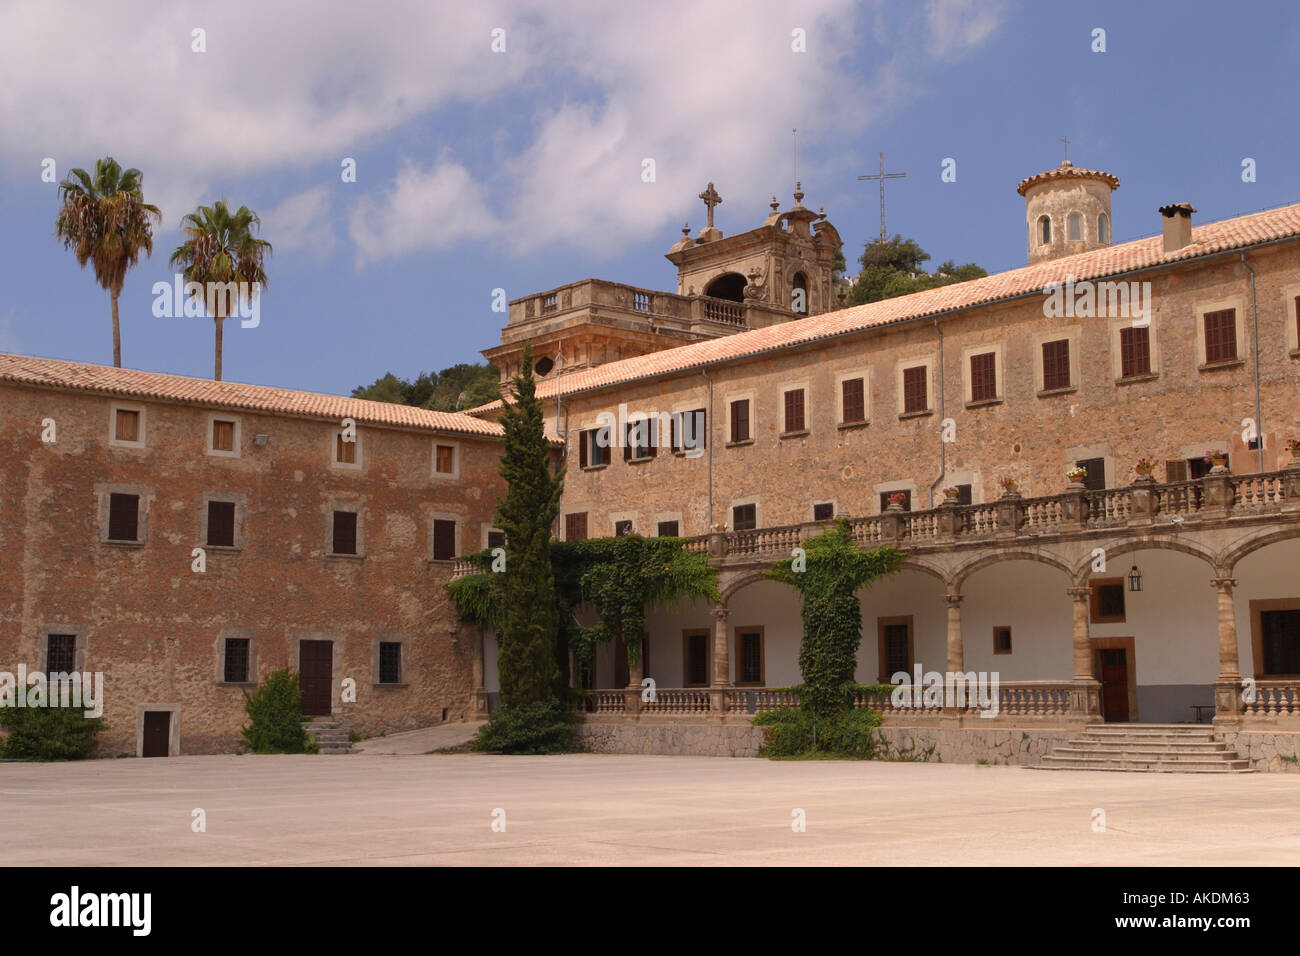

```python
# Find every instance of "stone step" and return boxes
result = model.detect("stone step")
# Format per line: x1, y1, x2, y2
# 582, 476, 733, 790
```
1081, 726, 1214, 736
1036, 755, 1253, 772
1054, 743, 1230, 756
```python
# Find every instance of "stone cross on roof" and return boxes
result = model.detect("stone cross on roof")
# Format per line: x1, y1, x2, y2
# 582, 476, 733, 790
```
698, 182, 722, 228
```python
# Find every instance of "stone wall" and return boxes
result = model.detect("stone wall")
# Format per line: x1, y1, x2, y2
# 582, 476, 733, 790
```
1220, 730, 1300, 772
873, 726, 1074, 766
577, 718, 768, 757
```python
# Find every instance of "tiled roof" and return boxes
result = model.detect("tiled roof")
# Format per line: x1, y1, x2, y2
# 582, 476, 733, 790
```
0, 353, 505, 438
1017, 160, 1120, 196
469, 201, 1300, 413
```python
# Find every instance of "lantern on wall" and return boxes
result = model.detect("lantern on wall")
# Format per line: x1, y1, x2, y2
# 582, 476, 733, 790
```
1128, 564, 1143, 592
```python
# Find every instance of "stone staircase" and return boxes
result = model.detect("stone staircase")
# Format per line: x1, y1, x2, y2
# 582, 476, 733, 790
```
1035, 724, 1253, 772
304, 717, 358, 755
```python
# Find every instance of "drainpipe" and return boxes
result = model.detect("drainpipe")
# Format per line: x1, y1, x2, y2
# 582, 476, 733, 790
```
927, 316, 946, 508
701, 368, 714, 530
1241, 254, 1264, 473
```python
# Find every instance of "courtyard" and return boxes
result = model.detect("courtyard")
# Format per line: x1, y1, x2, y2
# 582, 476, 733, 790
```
3, 754, 1298, 866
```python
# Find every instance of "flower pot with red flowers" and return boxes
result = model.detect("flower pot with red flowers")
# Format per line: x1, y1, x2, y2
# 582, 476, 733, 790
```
1065, 466, 1088, 488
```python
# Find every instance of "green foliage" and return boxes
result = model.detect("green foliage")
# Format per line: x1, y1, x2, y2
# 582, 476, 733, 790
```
767, 519, 902, 718
844, 235, 986, 306
352, 363, 501, 412
472, 698, 579, 754
494, 344, 565, 707
240, 669, 317, 754
754, 707, 883, 759
0, 704, 104, 760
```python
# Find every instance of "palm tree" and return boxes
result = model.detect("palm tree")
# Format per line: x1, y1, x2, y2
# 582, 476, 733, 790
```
169, 200, 271, 381
54, 158, 161, 367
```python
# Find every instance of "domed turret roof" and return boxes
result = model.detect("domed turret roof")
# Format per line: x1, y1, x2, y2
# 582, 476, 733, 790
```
1017, 160, 1120, 196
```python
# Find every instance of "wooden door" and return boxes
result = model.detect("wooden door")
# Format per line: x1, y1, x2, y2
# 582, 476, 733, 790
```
142, 711, 170, 757
1097, 649, 1130, 722
299, 640, 334, 716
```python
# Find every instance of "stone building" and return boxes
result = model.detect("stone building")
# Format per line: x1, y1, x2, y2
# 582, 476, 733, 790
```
467, 165, 1300, 769
0, 355, 505, 755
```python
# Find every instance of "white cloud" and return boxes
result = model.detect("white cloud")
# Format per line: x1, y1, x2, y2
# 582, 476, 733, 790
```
926, 0, 1005, 59
263, 186, 335, 258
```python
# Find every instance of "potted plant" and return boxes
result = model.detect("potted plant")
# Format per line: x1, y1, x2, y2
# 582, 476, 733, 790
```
1204, 449, 1229, 472
942, 485, 962, 502
1065, 466, 1088, 486
1286, 438, 1300, 463
999, 476, 1019, 495
1134, 456, 1157, 479
886, 492, 907, 511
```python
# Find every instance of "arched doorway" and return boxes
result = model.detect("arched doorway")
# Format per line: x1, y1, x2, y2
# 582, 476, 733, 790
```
791, 272, 808, 314
704, 272, 746, 302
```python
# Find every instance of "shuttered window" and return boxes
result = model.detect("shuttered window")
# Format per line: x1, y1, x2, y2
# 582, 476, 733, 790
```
487, 530, 506, 549
224, 638, 250, 683
902, 366, 927, 413
729, 399, 751, 442
1119, 326, 1151, 377
432, 519, 457, 560
434, 444, 455, 474
107, 493, 139, 541
738, 631, 763, 685
624, 420, 656, 460
732, 503, 756, 531
206, 500, 236, 547
841, 377, 865, 423
565, 512, 588, 541
378, 642, 401, 684
1076, 457, 1106, 490
969, 352, 997, 402
114, 409, 140, 443
336, 433, 357, 464
1166, 460, 1189, 483
684, 632, 709, 686
1203, 309, 1237, 364
211, 419, 235, 452
783, 389, 805, 433
657, 521, 679, 537
46, 634, 76, 674
813, 502, 834, 521
614, 520, 633, 537
332, 511, 358, 555
1042, 340, 1071, 390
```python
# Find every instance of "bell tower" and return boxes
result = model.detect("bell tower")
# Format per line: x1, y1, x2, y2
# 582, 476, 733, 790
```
1018, 160, 1119, 264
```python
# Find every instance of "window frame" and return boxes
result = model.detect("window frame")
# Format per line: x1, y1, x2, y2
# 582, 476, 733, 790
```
734, 627, 765, 686
730, 501, 758, 532
1089, 577, 1127, 624
206, 414, 241, 458
962, 344, 1003, 406
1033, 327, 1081, 395
202, 496, 241, 550
429, 516, 459, 562
109, 403, 147, 449
836, 370, 870, 427
682, 629, 711, 688
432, 440, 460, 480
332, 427, 362, 470
328, 506, 362, 558
727, 395, 754, 445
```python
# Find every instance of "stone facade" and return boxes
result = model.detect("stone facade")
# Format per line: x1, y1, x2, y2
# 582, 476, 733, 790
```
0, 372, 506, 755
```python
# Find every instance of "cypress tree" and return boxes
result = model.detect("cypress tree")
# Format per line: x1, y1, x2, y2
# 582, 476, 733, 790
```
494, 345, 564, 706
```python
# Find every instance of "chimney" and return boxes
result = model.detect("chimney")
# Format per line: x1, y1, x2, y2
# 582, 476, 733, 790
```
1159, 203, 1196, 253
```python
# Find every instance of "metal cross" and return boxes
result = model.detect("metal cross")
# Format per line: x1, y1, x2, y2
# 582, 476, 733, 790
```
698, 182, 722, 228
1060, 136, 1071, 162
858, 152, 906, 241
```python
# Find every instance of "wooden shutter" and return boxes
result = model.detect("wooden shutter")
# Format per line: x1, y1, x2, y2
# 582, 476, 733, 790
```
578, 429, 588, 468
435, 444, 455, 473
114, 409, 139, 442
1077, 457, 1106, 490
841, 377, 865, 423
207, 500, 236, 547
108, 493, 139, 541
1166, 460, 1189, 482
1295, 296, 1300, 350
783, 389, 805, 432
732, 503, 756, 531
1042, 340, 1071, 390
565, 512, 587, 541
969, 353, 996, 402
1119, 326, 1151, 378
432, 519, 456, 560
332, 511, 358, 554
902, 366, 927, 413
212, 419, 235, 452
730, 399, 750, 442
1204, 309, 1237, 363
657, 520, 679, 537
336, 433, 356, 464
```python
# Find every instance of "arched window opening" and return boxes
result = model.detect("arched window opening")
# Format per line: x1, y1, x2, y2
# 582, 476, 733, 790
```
791, 272, 808, 314
1038, 215, 1051, 245
704, 272, 747, 302
1098, 213, 1111, 244
1067, 212, 1082, 241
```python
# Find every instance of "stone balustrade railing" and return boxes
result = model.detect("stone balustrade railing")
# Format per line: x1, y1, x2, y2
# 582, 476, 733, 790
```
1240, 681, 1300, 719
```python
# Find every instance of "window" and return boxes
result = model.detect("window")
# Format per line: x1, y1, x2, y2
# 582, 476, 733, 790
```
335, 432, 357, 465
729, 399, 751, 443
1294, 296, 1300, 350
206, 500, 236, 548
224, 638, 250, 683
670, 409, 706, 453
783, 389, 806, 433
732, 503, 756, 531
614, 520, 633, 537
1067, 212, 1082, 241
46, 634, 76, 674
969, 352, 997, 402
1076, 457, 1106, 490
879, 490, 911, 512
1203, 308, 1238, 364
107, 493, 140, 542
1038, 215, 1051, 245
657, 520, 679, 537
1189, 455, 1223, 479
993, 627, 1012, 655
683, 631, 709, 687
624, 419, 656, 461
1166, 460, 1189, 482
579, 427, 611, 468
737, 629, 764, 685
1119, 326, 1151, 378
1090, 578, 1126, 623
541, 294, 557, 314
378, 642, 402, 684
902, 366, 927, 414
1042, 339, 1071, 390
950, 484, 973, 505
877, 617, 913, 682
114, 408, 141, 444
434, 444, 456, 475
432, 519, 457, 560
211, 419, 236, 453
565, 512, 588, 541
1260, 610, 1300, 676
813, 502, 834, 521
332, 511, 358, 555
1098, 213, 1110, 244
841, 377, 866, 424
791, 272, 808, 314
487, 530, 506, 550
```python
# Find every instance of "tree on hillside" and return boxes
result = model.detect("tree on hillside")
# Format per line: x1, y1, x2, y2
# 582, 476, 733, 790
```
843, 235, 986, 307
352, 363, 500, 412
54, 157, 162, 367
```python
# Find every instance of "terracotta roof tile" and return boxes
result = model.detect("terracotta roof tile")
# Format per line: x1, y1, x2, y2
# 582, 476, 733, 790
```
469, 201, 1300, 413
0, 353, 505, 438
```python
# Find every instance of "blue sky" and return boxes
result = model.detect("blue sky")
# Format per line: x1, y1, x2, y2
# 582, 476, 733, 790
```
2, 0, 1298, 396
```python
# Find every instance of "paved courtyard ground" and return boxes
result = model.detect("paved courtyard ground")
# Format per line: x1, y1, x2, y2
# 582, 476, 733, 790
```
3, 754, 1298, 866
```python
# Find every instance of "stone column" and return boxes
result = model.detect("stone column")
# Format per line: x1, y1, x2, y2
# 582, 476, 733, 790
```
471, 625, 490, 718
710, 604, 731, 715
945, 593, 964, 674
1212, 577, 1244, 721
1067, 586, 1101, 718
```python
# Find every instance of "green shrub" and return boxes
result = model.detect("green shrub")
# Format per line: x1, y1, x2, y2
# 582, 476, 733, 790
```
471, 698, 578, 754
240, 669, 317, 754
0, 704, 104, 760
754, 706, 884, 759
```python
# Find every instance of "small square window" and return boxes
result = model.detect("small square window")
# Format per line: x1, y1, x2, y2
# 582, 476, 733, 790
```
1076, 457, 1106, 491
565, 512, 588, 541
211, 419, 236, 453
114, 408, 141, 443
224, 638, 250, 683
993, 627, 1012, 655
879, 490, 911, 512
378, 642, 402, 684
432, 519, 457, 560
46, 634, 76, 674
657, 520, 679, 537
108, 493, 140, 542
206, 500, 236, 548
435, 444, 456, 475
614, 520, 633, 537
487, 529, 506, 550
813, 502, 834, 521
332, 511, 358, 555
732, 503, 756, 531
1090, 579, 1126, 623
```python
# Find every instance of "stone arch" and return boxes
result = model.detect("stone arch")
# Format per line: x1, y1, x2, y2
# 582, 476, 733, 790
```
1070, 536, 1219, 585
719, 569, 780, 603
704, 272, 746, 302
952, 549, 1073, 591
1219, 526, 1300, 576
892, 557, 951, 590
